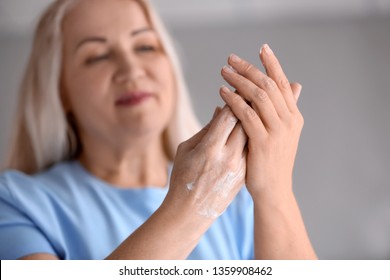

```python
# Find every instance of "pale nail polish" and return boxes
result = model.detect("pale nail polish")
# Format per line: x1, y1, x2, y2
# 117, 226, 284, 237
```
230, 53, 241, 63
260, 45, 265, 55
263, 44, 273, 55
220, 85, 231, 95
222, 65, 235, 74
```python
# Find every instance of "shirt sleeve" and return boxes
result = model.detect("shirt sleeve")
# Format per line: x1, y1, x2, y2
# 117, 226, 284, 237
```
0, 179, 57, 260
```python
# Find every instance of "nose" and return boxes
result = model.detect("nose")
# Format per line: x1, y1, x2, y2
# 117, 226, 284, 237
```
113, 52, 146, 84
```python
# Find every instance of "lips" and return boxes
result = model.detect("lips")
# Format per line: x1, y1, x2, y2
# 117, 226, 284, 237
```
115, 91, 153, 106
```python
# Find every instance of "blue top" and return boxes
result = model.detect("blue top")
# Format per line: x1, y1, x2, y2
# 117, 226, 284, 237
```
0, 161, 254, 260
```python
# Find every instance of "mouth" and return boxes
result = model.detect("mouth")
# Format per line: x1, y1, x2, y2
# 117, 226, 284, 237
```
115, 91, 153, 107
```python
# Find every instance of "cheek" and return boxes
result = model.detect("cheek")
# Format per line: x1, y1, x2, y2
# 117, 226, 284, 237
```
62, 71, 114, 137
64, 66, 111, 110
155, 59, 176, 110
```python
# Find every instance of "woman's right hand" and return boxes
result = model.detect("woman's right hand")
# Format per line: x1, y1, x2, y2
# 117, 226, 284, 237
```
144, 106, 248, 258
164, 106, 247, 221
107, 106, 247, 260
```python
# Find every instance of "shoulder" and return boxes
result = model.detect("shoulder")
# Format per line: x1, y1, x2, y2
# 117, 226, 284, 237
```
0, 160, 78, 184
0, 161, 83, 207
0, 162, 81, 260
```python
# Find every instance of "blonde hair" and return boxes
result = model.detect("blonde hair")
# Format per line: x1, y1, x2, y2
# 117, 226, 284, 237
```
5, 0, 201, 174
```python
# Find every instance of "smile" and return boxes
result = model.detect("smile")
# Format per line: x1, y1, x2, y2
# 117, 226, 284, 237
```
115, 92, 153, 107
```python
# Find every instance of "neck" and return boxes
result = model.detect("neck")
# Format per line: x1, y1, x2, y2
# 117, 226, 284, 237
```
78, 135, 170, 189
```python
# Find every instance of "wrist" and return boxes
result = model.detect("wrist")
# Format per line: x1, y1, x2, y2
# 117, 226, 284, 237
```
159, 193, 215, 241
248, 178, 294, 204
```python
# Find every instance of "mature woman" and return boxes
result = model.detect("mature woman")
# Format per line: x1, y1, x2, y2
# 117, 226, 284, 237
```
0, 0, 316, 260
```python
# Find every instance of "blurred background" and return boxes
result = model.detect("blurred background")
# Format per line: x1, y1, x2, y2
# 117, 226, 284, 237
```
0, 0, 389, 259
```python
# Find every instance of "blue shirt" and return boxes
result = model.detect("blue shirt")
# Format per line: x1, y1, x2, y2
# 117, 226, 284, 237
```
0, 161, 254, 260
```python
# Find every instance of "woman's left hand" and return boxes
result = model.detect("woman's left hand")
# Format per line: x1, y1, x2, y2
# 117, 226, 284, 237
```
219, 44, 304, 203
219, 45, 317, 259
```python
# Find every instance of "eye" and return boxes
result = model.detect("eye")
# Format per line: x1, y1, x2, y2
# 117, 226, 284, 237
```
85, 53, 111, 65
135, 45, 157, 53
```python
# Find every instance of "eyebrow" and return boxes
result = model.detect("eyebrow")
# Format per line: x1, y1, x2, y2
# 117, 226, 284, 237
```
74, 27, 154, 52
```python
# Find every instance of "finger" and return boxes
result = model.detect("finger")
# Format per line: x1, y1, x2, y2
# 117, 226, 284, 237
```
220, 85, 267, 141
260, 44, 298, 113
221, 65, 280, 130
226, 122, 248, 155
202, 105, 238, 147
227, 53, 290, 120
290, 82, 302, 103
214, 106, 222, 117
184, 107, 220, 149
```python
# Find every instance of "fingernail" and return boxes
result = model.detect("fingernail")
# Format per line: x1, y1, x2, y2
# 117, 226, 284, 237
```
261, 44, 273, 55
222, 65, 236, 74
230, 53, 241, 63
220, 85, 231, 95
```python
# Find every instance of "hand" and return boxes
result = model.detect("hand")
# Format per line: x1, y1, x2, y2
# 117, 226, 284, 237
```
219, 44, 304, 202
165, 106, 247, 220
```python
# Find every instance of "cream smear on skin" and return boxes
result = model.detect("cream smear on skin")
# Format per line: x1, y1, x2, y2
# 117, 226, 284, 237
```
185, 160, 245, 219
185, 109, 244, 219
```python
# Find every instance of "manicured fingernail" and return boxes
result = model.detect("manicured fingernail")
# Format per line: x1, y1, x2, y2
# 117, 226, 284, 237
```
220, 85, 231, 95
222, 65, 235, 74
261, 44, 273, 55
230, 53, 241, 63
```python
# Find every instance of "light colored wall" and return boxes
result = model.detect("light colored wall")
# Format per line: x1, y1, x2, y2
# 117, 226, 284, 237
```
171, 17, 390, 259
0, 15, 389, 259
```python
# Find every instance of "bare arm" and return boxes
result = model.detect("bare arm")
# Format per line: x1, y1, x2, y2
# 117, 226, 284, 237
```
19, 254, 59, 260
19, 107, 247, 260
105, 200, 212, 259
107, 106, 247, 259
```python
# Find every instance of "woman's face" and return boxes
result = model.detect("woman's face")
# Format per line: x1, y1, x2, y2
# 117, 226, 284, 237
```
61, 0, 175, 148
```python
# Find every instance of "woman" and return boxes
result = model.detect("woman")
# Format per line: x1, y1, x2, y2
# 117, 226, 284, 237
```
0, 0, 316, 260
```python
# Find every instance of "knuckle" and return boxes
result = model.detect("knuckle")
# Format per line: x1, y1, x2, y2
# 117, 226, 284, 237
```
220, 114, 238, 129
243, 106, 258, 122
279, 78, 290, 91
243, 62, 255, 76
229, 91, 244, 106
213, 117, 224, 130
199, 140, 216, 154
236, 73, 247, 86
263, 77, 277, 91
287, 112, 304, 129
229, 94, 240, 106
224, 159, 236, 171
252, 87, 268, 103
297, 112, 304, 128
227, 115, 238, 125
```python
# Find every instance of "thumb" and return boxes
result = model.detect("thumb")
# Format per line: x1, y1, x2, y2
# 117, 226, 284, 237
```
182, 107, 221, 150
290, 82, 302, 103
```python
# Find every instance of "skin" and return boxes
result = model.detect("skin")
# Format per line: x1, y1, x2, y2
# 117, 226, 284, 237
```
19, 0, 316, 260
20, 0, 247, 260
220, 45, 317, 259
61, 0, 175, 188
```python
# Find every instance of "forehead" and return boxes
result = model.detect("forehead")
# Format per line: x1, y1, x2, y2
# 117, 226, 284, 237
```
63, 0, 150, 42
